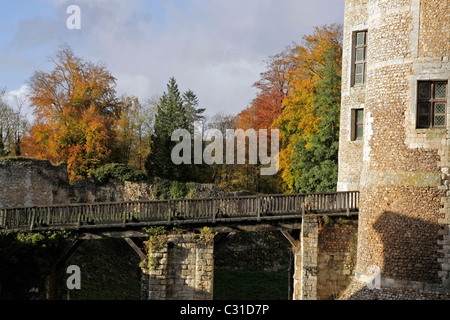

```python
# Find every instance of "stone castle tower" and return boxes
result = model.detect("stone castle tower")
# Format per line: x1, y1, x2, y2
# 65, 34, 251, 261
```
337, 0, 449, 292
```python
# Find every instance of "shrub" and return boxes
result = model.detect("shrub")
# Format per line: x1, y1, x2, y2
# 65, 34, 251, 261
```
91, 163, 147, 185
150, 177, 195, 200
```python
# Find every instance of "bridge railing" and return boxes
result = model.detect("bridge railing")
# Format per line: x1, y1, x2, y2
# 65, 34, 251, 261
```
0, 191, 359, 231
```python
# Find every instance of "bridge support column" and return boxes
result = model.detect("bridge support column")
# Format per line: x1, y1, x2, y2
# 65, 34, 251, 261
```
141, 232, 214, 300
299, 216, 319, 300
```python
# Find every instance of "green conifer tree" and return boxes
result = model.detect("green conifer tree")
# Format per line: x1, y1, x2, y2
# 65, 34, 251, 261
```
293, 45, 341, 193
145, 77, 205, 181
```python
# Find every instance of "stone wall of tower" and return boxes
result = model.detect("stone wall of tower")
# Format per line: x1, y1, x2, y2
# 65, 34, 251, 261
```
338, 0, 450, 292
337, 0, 369, 192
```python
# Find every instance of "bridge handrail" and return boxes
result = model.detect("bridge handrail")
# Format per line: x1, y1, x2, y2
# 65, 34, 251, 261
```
0, 191, 358, 210
0, 191, 359, 230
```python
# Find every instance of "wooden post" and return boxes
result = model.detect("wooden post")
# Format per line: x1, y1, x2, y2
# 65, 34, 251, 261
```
124, 237, 147, 261
77, 208, 82, 229
30, 208, 36, 231
123, 203, 127, 228
47, 207, 51, 226
257, 199, 261, 221
88, 204, 92, 224
346, 193, 350, 216
302, 198, 305, 216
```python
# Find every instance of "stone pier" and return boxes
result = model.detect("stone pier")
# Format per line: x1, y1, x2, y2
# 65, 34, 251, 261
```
292, 216, 358, 300
299, 216, 319, 300
140, 232, 214, 300
138, 218, 358, 300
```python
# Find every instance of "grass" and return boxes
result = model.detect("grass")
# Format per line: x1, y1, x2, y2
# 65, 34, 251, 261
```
214, 268, 289, 300
65, 239, 142, 300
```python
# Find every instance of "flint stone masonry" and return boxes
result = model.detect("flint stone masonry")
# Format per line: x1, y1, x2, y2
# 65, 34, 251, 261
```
339, 279, 450, 300
338, 0, 450, 294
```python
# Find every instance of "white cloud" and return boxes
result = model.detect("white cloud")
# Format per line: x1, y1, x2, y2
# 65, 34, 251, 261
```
5, 85, 29, 107
115, 73, 154, 100
3, 0, 345, 118
4, 85, 35, 122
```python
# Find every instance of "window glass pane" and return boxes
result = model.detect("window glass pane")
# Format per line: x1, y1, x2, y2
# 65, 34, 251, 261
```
356, 32, 365, 46
356, 109, 364, 123
435, 82, 447, 99
356, 125, 363, 139
418, 82, 431, 100
355, 74, 363, 84
434, 115, 445, 127
418, 115, 430, 127
356, 48, 365, 62
355, 64, 364, 75
418, 103, 430, 115
435, 103, 446, 115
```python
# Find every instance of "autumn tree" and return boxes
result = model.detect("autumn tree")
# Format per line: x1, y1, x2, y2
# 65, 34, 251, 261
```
114, 95, 155, 171
290, 44, 342, 193
238, 48, 295, 131
273, 24, 343, 192
21, 44, 121, 181
229, 49, 296, 193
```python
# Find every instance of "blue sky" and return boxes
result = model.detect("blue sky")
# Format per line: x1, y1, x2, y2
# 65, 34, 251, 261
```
0, 0, 344, 119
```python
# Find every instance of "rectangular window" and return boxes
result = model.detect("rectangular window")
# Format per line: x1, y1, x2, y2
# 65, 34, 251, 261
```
417, 81, 448, 129
352, 31, 367, 86
351, 108, 364, 141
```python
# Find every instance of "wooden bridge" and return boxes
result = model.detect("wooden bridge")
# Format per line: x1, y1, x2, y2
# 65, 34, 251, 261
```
0, 191, 359, 232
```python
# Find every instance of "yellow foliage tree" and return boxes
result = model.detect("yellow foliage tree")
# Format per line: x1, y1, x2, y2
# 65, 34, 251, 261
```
22, 44, 121, 181
273, 24, 343, 192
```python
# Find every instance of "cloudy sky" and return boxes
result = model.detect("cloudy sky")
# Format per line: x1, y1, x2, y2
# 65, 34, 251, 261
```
0, 0, 344, 119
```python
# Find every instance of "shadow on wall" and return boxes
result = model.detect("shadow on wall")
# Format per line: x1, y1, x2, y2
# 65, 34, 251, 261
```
343, 211, 450, 300
373, 211, 443, 284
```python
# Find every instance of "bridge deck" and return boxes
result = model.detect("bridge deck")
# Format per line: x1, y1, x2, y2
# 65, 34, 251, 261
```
0, 192, 359, 232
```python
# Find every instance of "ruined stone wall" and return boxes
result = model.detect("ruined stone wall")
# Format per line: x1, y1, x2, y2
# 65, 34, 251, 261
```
0, 159, 158, 206
0, 158, 232, 207
74, 179, 156, 203
0, 159, 73, 207
338, 0, 450, 292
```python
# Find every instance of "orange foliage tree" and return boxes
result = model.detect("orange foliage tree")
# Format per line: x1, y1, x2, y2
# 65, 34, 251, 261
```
273, 24, 343, 192
230, 49, 296, 193
237, 48, 295, 131
233, 25, 343, 193
21, 45, 121, 181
